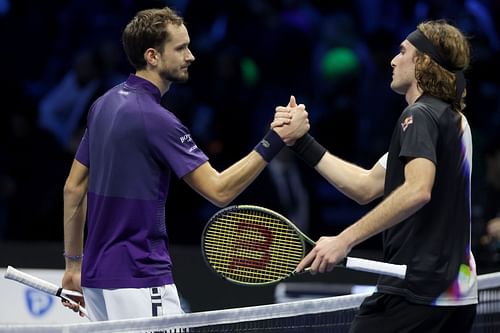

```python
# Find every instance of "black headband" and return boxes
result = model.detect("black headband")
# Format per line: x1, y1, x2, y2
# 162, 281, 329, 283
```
406, 29, 465, 101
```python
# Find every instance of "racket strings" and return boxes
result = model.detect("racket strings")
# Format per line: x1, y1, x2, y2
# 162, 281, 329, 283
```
204, 231, 304, 262
206, 216, 304, 247
204, 239, 303, 258
204, 241, 303, 272
216, 212, 304, 242
204, 210, 305, 284
206, 213, 304, 253
205, 248, 300, 283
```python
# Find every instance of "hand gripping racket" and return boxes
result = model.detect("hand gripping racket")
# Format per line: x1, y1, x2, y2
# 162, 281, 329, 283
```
4, 266, 88, 318
202, 205, 407, 286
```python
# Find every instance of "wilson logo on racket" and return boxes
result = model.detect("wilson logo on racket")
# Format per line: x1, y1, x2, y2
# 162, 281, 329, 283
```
228, 221, 274, 271
202, 205, 407, 286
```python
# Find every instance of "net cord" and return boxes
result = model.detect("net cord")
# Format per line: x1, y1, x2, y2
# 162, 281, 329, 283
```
0, 292, 369, 333
2, 270, 499, 332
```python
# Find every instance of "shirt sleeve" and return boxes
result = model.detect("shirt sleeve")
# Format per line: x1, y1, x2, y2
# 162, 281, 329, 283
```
377, 152, 388, 169
75, 128, 90, 167
398, 105, 438, 164
144, 107, 209, 178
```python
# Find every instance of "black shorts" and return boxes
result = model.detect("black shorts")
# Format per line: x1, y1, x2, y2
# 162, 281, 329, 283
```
349, 292, 477, 333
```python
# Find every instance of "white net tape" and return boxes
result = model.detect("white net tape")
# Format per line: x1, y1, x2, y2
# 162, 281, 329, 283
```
1, 272, 499, 333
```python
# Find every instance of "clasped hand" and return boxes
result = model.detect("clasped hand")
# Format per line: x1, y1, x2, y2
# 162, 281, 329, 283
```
272, 95, 310, 145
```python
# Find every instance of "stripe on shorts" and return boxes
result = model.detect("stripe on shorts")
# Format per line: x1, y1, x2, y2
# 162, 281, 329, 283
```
150, 287, 162, 316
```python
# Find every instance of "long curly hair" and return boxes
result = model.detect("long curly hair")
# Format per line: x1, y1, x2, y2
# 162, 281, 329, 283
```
414, 20, 471, 112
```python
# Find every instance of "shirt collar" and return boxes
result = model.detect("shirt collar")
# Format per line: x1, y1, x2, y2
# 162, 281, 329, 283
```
124, 74, 162, 102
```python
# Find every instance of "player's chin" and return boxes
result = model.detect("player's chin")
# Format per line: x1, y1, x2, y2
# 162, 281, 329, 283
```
165, 71, 189, 83
175, 73, 189, 83
389, 81, 398, 91
390, 81, 407, 95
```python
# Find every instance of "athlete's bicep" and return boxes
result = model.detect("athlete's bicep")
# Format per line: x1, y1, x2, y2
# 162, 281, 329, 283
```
182, 162, 219, 201
65, 159, 89, 191
403, 157, 435, 195
366, 161, 386, 199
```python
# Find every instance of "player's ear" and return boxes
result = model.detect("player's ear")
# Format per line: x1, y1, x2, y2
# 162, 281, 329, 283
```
144, 48, 159, 66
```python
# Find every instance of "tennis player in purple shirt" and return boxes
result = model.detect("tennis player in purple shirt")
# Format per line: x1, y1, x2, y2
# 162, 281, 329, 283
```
61, 7, 309, 321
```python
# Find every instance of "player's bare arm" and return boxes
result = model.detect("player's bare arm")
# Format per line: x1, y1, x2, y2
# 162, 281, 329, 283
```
184, 97, 309, 207
297, 157, 435, 274
183, 156, 267, 207
315, 154, 386, 204
62, 159, 88, 313
273, 95, 385, 204
63, 159, 88, 267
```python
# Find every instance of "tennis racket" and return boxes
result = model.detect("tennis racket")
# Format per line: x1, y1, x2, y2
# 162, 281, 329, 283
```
202, 205, 407, 286
4, 266, 88, 318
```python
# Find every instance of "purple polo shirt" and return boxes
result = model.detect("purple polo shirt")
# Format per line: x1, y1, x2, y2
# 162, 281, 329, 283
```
75, 74, 208, 288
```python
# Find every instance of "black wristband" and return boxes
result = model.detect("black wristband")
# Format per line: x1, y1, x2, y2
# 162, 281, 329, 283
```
290, 133, 327, 167
254, 130, 285, 162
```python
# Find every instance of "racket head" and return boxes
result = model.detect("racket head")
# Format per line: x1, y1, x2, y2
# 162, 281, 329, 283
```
202, 205, 309, 286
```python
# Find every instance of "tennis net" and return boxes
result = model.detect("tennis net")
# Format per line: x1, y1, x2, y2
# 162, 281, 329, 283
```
1, 272, 499, 333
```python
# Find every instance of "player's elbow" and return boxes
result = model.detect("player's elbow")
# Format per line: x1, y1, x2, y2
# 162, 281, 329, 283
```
354, 190, 379, 205
350, 184, 382, 205
414, 188, 431, 206
210, 198, 231, 208
408, 184, 432, 209
63, 183, 76, 199
349, 173, 384, 205
63, 180, 85, 202
354, 196, 372, 205
207, 189, 234, 208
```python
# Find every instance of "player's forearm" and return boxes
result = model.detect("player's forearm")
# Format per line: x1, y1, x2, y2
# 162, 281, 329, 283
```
316, 153, 380, 204
210, 151, 267, 207
338, 181, 431, 251
63, 185, 87, 267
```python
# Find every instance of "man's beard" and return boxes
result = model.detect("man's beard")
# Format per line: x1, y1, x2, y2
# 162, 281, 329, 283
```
162, 68, 189, 83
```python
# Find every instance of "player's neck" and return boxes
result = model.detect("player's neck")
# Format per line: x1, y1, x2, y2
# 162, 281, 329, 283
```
135, 70, 171, 96
405, 84, 422, 105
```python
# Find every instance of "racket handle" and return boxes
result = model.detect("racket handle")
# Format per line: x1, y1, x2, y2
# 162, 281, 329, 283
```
5, 266, 89, 318
344, 257, 407, 279
5, 266, 60, 295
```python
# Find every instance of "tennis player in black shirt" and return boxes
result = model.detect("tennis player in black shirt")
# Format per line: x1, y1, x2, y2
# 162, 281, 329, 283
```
276, 19, 477, 332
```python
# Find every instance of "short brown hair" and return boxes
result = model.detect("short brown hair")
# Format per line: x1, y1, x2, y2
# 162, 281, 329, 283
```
414, 20, 471, 112
122, 7, 184, 70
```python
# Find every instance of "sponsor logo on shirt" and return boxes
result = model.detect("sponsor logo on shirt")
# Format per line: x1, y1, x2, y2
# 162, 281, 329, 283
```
401, 115, 413, 132
180, 134, 192, 143
180, 134, 199, 152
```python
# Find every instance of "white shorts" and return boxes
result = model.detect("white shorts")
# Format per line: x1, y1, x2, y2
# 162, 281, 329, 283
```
82, 284, 184, 321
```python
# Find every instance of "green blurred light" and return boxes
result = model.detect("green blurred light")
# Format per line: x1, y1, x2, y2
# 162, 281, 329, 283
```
321, 47, 359, 80
240, 57, 259, 87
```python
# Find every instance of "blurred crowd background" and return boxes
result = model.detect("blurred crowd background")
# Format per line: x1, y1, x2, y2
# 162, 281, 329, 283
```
1, 0, 500, 270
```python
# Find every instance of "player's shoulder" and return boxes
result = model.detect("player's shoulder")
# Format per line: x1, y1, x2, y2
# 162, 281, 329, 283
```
142, 103, 178, 125
404, 94, 450, 122
412, 95, 450, 115
119, 87, 176, 121
141, 104, 185, 137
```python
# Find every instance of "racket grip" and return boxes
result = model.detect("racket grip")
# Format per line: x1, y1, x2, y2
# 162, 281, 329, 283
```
5, 266, 89, 318
344, 257, 407, 279
5, 266, 60, 295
